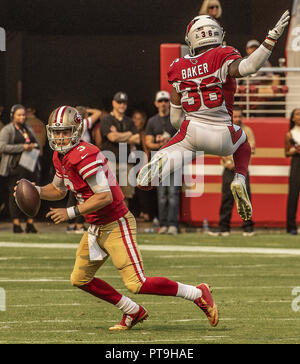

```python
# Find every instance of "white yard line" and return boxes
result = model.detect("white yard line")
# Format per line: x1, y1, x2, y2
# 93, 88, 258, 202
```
1, 241, 300, 256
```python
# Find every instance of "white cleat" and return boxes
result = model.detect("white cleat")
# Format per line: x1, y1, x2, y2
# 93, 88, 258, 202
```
230, 175, 252, 221
137, 154, 168, 190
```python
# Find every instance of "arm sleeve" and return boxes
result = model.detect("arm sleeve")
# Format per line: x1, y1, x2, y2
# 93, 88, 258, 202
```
52, 173, 68, 191
238, 44, 272, 77
170, 103, 184, 130
85, 167, 111, 194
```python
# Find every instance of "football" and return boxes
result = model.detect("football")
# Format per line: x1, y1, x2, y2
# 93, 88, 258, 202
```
15, 179, 41, 217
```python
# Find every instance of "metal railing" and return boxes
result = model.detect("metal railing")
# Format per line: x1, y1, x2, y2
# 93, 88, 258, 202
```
234, 67, 300, 118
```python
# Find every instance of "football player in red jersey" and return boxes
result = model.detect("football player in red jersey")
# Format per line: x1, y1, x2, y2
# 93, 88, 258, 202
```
138, 11, 290, 221
27, 105, 218, 330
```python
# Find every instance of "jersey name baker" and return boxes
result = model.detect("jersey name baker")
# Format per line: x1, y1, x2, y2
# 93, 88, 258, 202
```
181, 63, 209, 80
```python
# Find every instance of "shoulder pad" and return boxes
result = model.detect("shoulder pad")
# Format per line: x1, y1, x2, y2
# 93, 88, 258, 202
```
168, 57, 184, 83
68, 142, 99, 165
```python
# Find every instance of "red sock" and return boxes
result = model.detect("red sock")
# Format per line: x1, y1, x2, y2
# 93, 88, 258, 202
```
79, 277, 122, 305
233, 140, 251, 177
139, 277, 178, 296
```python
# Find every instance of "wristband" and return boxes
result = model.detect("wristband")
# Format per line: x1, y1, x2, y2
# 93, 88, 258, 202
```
66, 205, 81, 220
265, 37, 276, 47
35, 186, 41, 195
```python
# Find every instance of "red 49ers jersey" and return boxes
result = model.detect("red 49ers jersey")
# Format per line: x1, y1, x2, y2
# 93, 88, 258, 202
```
168, 45, 242, 125
52, 141, 128, 225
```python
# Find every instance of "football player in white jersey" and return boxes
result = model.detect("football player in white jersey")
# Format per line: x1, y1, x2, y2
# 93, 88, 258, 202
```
137, 11, 290, 221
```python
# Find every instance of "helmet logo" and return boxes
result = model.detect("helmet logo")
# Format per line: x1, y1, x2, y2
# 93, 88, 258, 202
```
74, 112, 82, 124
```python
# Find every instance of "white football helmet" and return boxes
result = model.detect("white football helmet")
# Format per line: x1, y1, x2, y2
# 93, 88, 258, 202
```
185, 15, 224, 56
47, 105, 83, 153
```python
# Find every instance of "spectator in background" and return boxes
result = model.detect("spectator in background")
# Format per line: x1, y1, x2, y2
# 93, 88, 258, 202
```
0, 105, 4, 131
101, 92, 140, 206
132, 110, 150, 159
0, 105, 6, 214
198, 0, 222, 20
91, 108, 108, 149
145, 91, 180, 235
76, 106, 102, 144
131, 109, 155, 222
26, 106, 46, 185
65, 105, 102, 234
209, 106, 255, 236
0, 104, 40, 233
26, 106, 46, 152
285, 108, 300, 235
237, 39, 274, 116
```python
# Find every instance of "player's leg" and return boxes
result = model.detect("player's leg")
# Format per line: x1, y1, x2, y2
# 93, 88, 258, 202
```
70, 232, 145, 330
102, 211, 218, 328
157, 185, 168, 232
286, 159, 300, 233
242, 173, 255, 234
137, 120, 195, 190
70, 232, 119, 302
187, 121, 252, 221
166, 182, 181, 233
219, 169, 235, 233
228, 125, 252, 221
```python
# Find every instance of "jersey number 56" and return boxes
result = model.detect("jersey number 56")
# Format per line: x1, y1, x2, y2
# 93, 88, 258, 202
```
180, 76, 223, 112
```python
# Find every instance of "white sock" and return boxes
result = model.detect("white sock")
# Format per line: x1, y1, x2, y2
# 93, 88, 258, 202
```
176, 282, 202, 301
235, 173, 246, 182
115, 295, 139, 314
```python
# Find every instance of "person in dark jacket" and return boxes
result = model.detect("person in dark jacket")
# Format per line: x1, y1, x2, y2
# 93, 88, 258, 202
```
285, 108, 300, 235
0, 104, 40, 233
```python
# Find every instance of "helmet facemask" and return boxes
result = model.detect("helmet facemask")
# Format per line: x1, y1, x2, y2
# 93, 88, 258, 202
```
46, 125, 82, 154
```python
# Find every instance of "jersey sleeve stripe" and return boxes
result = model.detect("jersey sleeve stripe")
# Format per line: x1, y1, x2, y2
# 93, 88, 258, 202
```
221, 53, 241, 66
82, 167, 101, 180
78, 160, 103, 175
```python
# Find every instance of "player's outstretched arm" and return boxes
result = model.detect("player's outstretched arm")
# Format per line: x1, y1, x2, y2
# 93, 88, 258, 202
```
229, 10, 290, 78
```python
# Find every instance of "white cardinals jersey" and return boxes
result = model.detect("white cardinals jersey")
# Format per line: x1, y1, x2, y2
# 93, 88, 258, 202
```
168, 45, 242, 126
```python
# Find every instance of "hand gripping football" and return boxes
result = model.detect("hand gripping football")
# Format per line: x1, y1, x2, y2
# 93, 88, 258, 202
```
15, 179, 41, 217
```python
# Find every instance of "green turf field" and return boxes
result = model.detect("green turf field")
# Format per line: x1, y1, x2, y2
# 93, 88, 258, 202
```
0, 231, 300, 344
